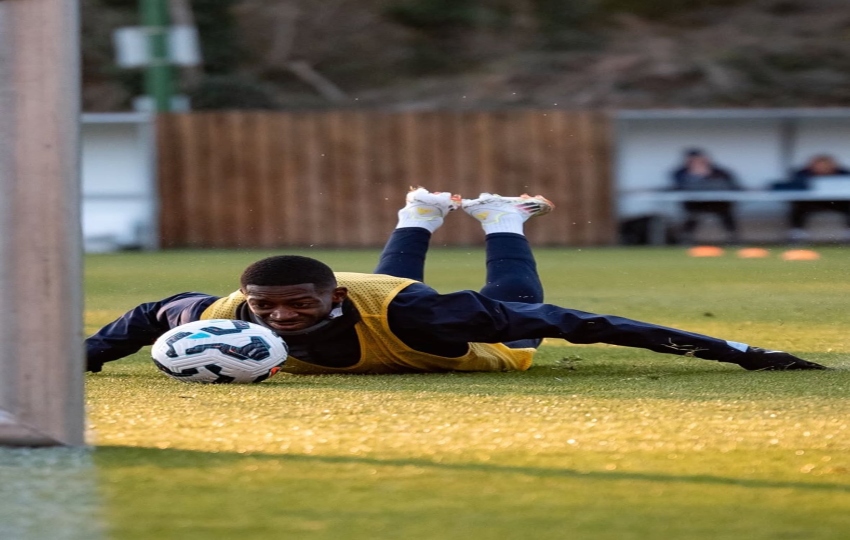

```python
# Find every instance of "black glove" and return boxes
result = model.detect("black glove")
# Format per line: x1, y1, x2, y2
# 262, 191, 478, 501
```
734, 347, 829, 371
87, 358, 104, 373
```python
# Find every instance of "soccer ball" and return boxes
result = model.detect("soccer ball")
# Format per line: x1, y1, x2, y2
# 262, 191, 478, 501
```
151, 319, 289, 384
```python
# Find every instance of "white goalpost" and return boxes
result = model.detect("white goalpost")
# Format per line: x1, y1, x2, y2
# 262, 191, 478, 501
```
0, 0, 85, 445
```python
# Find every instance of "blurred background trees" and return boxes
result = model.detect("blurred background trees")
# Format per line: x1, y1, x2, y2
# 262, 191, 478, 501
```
81, 0, 850, 111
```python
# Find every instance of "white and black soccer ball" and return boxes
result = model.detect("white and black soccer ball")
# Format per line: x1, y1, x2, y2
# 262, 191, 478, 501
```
151, 319, 289, 384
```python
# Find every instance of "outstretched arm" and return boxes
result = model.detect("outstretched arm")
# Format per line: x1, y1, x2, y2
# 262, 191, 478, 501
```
86, 292, 218, 372
388, 286, 827, 370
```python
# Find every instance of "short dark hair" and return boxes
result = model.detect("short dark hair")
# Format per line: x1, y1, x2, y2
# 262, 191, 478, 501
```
240, 255, 336, 290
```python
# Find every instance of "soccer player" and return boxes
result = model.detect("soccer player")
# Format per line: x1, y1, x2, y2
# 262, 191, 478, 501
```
86, 188, 827, 374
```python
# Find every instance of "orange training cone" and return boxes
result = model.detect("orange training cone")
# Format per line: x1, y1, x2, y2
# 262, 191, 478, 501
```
688, 245, 725, 257
737, 248, 770, 258
781, 249, 820, 261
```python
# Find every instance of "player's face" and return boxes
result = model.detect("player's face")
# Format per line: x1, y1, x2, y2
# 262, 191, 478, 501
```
242, 283, 348, 332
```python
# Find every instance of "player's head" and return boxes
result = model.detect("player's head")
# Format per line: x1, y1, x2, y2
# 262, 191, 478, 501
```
240, 255, 336, 289
240, 255, 347, 333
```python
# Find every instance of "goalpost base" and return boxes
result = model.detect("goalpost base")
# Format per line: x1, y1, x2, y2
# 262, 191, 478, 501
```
0, 0, 85, 446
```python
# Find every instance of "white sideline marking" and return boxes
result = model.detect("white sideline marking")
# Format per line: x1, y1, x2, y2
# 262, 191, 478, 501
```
0, 448, 105, 540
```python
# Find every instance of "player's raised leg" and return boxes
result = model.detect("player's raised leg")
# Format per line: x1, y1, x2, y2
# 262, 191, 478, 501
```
463, 193, 553, 349
374, 187, 461, 281
462, 193, 553, 303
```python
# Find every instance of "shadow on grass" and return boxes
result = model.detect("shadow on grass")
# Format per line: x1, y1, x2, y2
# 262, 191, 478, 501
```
93, 350, 847, 402
94, 445, 850, 494
253, 361, 848, 400
0, 448, 106, 540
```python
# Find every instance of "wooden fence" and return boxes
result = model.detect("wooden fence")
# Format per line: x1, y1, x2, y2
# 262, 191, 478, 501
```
157, 110, 615, 248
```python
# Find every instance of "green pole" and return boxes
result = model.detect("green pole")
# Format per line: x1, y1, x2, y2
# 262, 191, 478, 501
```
141, 0, 173, 112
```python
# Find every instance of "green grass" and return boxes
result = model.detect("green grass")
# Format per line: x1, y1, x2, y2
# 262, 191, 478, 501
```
57, 247, 850, 537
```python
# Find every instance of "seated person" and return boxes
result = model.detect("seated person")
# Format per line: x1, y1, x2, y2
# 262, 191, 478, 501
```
787, 154, 850, 243
670, 148, 742, 244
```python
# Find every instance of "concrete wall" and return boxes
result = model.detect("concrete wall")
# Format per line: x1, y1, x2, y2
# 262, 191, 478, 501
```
81, 113, 157, 252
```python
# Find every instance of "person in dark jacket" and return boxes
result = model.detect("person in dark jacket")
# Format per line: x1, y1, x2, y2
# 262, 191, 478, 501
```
671, 148, 742, 244
86, 188, 827, 375
786, 154, 850, 243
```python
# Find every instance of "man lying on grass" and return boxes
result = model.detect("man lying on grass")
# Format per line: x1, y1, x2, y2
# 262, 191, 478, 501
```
86, 188, 828, 375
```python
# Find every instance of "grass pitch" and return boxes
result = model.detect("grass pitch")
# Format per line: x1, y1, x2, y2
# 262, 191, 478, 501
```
52, 247, 850, 538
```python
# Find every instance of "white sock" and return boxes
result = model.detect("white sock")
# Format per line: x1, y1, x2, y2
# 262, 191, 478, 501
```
463, 193, 552, 236
480, 213, 525, 235
396, 207, 445, 233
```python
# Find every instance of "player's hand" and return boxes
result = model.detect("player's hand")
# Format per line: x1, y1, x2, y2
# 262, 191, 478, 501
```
735, 347, 829, 371
87, 358, 104, 373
